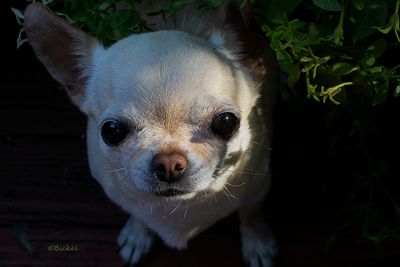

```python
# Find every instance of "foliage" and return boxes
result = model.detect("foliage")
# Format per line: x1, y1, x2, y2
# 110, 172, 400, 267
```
259, 0, 400, 106
12, 0, 400, 247
254, 0, 400, 248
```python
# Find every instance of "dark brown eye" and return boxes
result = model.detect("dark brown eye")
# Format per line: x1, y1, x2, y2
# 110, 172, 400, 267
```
211, 112, 240, 140
101, 120, 130, 146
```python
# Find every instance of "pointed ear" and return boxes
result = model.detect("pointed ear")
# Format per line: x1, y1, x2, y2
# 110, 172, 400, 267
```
223, 3, 271, 91
24, 3, 98, 107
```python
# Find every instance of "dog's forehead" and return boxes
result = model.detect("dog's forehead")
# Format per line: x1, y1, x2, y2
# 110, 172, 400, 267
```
88, 31, 237, 115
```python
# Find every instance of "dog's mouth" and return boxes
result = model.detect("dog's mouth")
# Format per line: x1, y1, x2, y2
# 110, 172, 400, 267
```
154, 188, 188, 197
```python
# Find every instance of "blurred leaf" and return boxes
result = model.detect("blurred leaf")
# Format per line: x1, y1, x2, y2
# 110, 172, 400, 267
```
288, 64, 300, 87
42, 0, 54, 5
367, 39, 387, 58
368, 66, 383, 74
109, 9, 135, 27
395, 83, 400, 97
56, 12, 74, 23
372, 81, 389, 105
11, 8, 24, 25
166, 0, 195, 14
13, 224, 33, 254
363, 54, 376, 67
264, 0, 302, 24
202, 0, 224, 8
351, 0, 366, 10
312, 0, 341, 12
347, 0, 387, 41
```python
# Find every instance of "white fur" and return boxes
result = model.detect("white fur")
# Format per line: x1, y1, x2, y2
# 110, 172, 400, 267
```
84, 31, 264, 247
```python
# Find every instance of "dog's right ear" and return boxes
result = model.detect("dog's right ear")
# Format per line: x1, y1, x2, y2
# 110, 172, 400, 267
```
24, 3, 99, 107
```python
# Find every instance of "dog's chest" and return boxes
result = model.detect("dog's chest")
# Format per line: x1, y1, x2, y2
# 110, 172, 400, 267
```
134, 190, 244, 248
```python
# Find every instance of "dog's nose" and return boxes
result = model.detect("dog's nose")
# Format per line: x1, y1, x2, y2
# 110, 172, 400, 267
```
151, 153, 187, 182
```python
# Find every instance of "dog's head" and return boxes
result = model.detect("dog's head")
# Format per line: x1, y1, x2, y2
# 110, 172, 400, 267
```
24, 3, 267, 201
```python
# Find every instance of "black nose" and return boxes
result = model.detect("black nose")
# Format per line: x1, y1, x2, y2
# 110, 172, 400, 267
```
151, 153, 187, 182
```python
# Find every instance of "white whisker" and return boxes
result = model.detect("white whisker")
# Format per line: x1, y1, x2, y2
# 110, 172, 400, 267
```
223, 185, 238, 200
162, 200, 182, 219
250, 140, 273, 151
212, 178, 238, 203
183, 203, 189, 220
169, 200, 182, 215
214, 167, 265, 176
226, 181, 246, 188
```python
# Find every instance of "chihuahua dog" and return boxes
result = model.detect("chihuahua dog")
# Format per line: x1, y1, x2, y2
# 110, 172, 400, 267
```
24, 1, 278, 266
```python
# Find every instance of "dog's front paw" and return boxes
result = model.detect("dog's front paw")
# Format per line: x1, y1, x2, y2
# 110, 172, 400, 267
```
239, 202, 278, 267
117, 216, 155, 266
241, 229, 279, 267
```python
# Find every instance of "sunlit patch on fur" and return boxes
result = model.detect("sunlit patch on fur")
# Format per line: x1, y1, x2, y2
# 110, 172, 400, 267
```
223, 150, 243, 167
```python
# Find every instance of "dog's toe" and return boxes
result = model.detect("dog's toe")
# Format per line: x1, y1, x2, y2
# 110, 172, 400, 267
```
117, 217, 155, 266
241, 229, 278, 267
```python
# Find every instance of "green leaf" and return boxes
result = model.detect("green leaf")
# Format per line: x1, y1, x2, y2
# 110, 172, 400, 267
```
264, 0, 302, 24
395, 83, 400, 97
11, 8, 24, 25
288, 64, 300, 87
56, 12, 74, 24
376, 25, 392, 34
110, 10, 132, 26
270, 39, 294, 73
368, 66, 383, 74
363, 54, 375, 67
372, 81, 389, 105
332, 63, 359, 76
369, 39, 387, 58
312, 0, 342, 12
348, 0, 387, 41
16, 28, 27, 49
351, 0, 365, 10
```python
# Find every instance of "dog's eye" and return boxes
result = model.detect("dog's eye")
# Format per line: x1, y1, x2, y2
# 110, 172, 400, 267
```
211, 112, 240, 140
101, 120, 130, 146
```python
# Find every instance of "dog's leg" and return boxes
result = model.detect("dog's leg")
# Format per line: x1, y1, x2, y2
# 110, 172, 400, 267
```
239, 201, 278, 267
117, 216, 155, 266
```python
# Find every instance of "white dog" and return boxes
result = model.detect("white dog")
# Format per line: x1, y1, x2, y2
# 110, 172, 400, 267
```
24, 2, 278, 266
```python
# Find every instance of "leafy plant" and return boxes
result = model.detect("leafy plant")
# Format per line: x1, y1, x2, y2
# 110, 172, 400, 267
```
258, 0, 400, 106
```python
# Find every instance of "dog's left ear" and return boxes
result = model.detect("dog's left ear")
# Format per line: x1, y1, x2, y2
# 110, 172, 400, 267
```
24, 3, 98, 107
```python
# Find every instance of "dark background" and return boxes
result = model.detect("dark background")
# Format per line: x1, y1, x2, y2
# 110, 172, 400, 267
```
1, 1, 400, 266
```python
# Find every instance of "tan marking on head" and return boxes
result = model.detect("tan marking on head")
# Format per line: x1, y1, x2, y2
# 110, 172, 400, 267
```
150, 102, 188, 134
192, 143, 213, 165
158, 144, 186, 156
